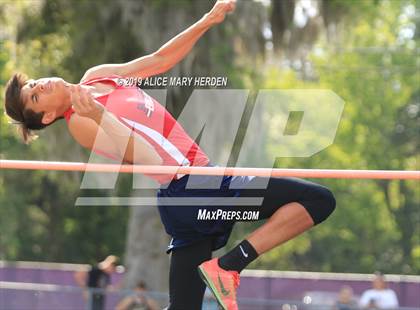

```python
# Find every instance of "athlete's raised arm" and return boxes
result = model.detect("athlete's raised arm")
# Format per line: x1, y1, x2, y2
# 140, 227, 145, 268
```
81, 0, 236, 82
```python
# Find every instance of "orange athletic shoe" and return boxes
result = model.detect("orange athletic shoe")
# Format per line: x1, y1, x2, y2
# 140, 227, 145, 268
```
198, 258, 240, 310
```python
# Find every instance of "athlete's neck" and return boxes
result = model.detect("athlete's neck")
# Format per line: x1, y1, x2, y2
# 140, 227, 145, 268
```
56, 82, 76, 117
56, 83, 115, 118
82, 83, 115, 98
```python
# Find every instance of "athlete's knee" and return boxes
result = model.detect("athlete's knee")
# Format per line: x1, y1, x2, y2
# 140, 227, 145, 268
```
302, 185, 336, 225
320, 186, 336, 218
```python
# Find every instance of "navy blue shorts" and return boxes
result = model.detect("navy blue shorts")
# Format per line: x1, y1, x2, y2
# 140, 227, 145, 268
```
157, 167, 336, 254
157, 173, 255, 253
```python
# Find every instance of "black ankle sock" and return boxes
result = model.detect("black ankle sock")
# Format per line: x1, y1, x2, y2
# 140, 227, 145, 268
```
218, 240, 259, 273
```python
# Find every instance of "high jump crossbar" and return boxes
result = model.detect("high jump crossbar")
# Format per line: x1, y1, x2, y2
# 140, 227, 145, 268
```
0, 160, 419, 180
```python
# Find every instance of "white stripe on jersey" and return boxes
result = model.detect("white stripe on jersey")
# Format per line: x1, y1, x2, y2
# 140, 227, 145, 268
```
120, 117, 191, 166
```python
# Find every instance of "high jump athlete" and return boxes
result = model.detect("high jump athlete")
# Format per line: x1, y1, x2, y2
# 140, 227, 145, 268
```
4, 1, 336, 309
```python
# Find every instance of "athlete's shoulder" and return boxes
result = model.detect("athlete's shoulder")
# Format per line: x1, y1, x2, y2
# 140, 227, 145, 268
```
80, 64, 124, 83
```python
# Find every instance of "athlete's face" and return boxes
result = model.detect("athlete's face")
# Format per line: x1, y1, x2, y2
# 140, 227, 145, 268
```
20, 77, 71, 125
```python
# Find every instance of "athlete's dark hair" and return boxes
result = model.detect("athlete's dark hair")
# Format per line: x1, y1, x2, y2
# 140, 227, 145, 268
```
5, 73, 53, 143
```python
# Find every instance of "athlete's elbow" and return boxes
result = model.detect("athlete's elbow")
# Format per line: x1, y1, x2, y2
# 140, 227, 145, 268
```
147, 146, 163, 165
144, 148, 163, 165
155, 53, 175, 73
135, 153, 163, 166
125, 154, 162, 166
148, 155, 163, 166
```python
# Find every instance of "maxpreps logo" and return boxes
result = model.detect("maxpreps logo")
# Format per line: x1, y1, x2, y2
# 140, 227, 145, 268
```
137, 92, 155, 117
76, 89, 345, 207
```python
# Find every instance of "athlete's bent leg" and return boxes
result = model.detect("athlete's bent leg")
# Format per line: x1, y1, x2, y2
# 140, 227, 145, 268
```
199, 178, 336, 310
247, 202, 314, 254
219, 178, 336, 269
168, 238, 213, 310
247, 182, 336, 254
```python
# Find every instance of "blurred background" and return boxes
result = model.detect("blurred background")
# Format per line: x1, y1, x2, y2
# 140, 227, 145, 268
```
0, 0, 419, 309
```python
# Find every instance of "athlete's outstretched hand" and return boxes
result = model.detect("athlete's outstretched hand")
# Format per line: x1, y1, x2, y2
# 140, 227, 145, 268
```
205, 0, 236, 25
70, 85, 104, 123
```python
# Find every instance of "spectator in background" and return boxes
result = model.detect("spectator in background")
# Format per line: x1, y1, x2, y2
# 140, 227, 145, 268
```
333, 286, 357, 310
116, 281, 159, 310
74, 255, 119, 310
359, 272, 399, 309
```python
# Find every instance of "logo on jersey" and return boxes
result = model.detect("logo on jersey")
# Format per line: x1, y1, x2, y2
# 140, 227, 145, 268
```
137, 93, 155, 117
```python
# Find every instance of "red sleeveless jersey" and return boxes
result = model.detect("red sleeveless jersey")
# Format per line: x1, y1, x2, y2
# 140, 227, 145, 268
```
63, 75, 210, 184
